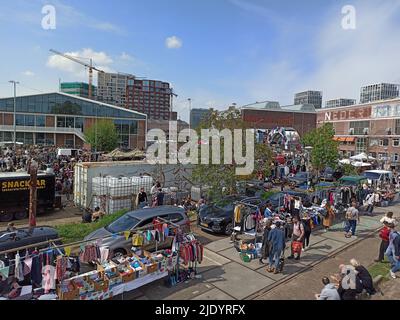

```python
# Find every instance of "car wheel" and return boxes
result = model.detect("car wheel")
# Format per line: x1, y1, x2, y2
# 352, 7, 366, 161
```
113, 248, 127, 257
0, 212, 14, 222
224, 222, 233, 235
14, 211, 28, 220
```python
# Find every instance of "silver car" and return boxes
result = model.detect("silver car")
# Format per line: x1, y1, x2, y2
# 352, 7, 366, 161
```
84, 206, 190, 257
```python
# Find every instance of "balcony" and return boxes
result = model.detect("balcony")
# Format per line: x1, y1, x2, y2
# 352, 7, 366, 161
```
0, 125, 85, 141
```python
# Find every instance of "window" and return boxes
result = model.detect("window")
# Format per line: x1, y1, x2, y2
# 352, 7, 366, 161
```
66, 117, 74, 128
168, 213, 184, 223
356, 137, 367, 154
393, 139, 400, 147
75, 117, 84, 131
35, 115, 45, 127
349, 121, 370, 135
379, 139, 389, 146
25, 115, 34, 126
394, 154, 400, 162
57, 116, 66, 128
16, 114, 24, 126
36, 133, 45, 145
396, 119, 400, 135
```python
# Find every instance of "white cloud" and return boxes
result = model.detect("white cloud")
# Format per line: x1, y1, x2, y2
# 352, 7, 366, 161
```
165, 36, 183, 49
119, 52, 134, 61
244, 0, 400, 106
46, 48, 114, 79
22, 70, 35, 77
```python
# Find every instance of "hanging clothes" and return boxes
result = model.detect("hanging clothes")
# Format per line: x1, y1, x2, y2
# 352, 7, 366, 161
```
234, 205, 242, 224
42, 265, 56, 293
14, 252, 24, 282
99, 247, 109, 263
55, 256, 68, 281
0, 266, 10, 280
23, 253, 32, 277
30, 251, 42, 287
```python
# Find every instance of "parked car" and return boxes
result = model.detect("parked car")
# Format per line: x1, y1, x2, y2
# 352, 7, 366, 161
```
266, 191, 312, 211
0, 226, 61, 258
198, 195, 247, 235
321, 167, 343, 182
84, 206, 190, 257
287, 172, 310, 187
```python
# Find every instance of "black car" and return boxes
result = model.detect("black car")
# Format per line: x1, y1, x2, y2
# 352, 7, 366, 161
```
0, 226, 61, 258
321, 167, 343, 182
266, 191, 312, 211
198, 195, 248, 235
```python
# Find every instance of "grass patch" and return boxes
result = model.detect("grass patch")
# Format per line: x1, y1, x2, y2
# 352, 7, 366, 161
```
55, 209, 128, 244
368, 259, 391, 281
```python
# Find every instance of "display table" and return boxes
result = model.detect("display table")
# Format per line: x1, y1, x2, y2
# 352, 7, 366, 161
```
110, 271, 168, 296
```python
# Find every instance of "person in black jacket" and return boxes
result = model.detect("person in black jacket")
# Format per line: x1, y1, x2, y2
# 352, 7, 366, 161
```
350, 259, 376, 295
259, 220, 273, 264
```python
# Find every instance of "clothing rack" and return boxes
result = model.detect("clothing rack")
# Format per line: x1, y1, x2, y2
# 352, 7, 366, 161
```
233, 201, 261, 246
0, 217, 181, 264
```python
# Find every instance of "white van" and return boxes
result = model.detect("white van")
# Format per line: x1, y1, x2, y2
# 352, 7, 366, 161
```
57, 148, 82, 158
363, 170, 393, 186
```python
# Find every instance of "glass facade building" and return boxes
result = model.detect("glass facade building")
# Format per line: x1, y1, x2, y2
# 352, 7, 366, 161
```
0, 92, 146, 149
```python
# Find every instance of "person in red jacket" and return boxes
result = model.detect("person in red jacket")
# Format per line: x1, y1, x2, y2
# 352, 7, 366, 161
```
375, 221, 391, 263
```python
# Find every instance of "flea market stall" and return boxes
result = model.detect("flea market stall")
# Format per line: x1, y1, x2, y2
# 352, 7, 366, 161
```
0, 218, 204, 300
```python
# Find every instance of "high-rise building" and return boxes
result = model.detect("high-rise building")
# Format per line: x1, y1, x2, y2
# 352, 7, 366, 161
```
126, 79, 171, 120
190, 108, 212, 129
294, 91, 322, 109
60, 82, 96, 99
97, 72, 134, 107
325, 98, 356, 109
360, 83, 400, 103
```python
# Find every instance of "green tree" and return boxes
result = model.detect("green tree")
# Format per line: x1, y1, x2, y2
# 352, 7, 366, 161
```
84, 119, 119, 152
302, 123, 339, 172
342, 163, 358, 176
192, 107, 273, 200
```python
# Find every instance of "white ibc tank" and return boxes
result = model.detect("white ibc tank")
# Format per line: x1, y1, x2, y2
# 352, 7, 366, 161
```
108, 177, 133, 197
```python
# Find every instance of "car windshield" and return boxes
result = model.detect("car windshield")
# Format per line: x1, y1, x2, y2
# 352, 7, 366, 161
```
296, 172, 308, 178
364, 172, 382, 180
106, 214, 140, 233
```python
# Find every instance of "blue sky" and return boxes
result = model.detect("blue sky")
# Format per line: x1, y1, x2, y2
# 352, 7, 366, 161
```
1, 0, 400, 121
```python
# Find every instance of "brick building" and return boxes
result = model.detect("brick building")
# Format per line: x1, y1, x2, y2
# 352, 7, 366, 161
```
317, 97, 400, 167
241, 101, 317, 137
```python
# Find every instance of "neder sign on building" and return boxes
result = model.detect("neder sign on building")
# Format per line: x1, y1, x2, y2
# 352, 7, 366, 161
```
318, 106, 372, 123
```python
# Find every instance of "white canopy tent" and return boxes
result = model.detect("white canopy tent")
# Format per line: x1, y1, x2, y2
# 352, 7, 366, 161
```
351, 161, 372, 167
350, 152, 375, 161
339, 159, 351, 165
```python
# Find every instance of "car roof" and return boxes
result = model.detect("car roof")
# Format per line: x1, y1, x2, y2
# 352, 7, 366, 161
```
364, 170, 392, 174
127, 205, 185, 220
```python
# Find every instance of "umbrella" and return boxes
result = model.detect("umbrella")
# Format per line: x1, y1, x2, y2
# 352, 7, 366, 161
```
339, 159, 351, 165
350, 153, 368, 161
351, 161, 372, 167
350, 152, 375, 161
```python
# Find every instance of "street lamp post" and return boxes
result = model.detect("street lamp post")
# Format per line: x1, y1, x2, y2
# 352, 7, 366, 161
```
9, 80, 19, 151
188, 98, 192, 131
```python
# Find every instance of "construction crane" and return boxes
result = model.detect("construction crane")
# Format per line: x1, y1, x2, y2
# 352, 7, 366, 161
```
49, 49, 105, 99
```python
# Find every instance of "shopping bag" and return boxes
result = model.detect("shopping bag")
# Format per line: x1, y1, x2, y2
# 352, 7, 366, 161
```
291, 241, 303, 254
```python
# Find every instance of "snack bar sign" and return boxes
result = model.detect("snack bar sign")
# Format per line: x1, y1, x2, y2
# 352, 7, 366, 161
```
1, 179, 46, 192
